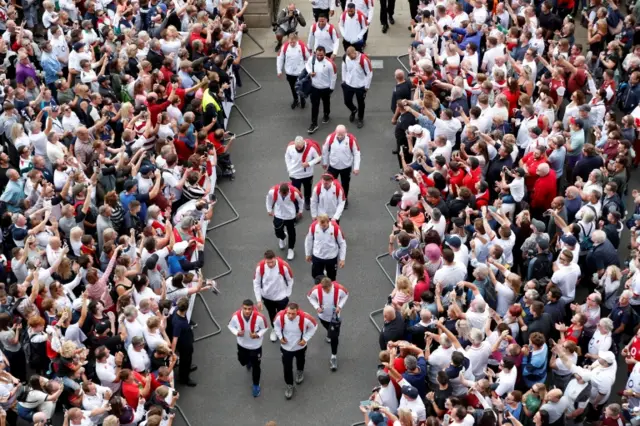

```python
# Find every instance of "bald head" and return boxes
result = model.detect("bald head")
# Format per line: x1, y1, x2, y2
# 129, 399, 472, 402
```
383, 306, 396, 322
537, 163, 550, 176
395, 69, 405, 81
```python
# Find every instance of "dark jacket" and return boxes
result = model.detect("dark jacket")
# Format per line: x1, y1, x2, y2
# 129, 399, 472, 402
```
379, 311, 406, 350
147, 49, 165, 71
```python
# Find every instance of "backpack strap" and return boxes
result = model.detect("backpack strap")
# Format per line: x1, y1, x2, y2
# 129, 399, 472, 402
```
277, 257, 292, 286
331, 220, 340, 243
359, 53, 372, 76
271, 184, 280, 211
278, 310, 286, 334
299, 41, 308, 60
249, 310, 260, 333
235, 310, 245, 332
333, 282, 343, 306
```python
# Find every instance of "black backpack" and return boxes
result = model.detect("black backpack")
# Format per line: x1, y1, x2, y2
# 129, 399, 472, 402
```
15, 385, 31, 403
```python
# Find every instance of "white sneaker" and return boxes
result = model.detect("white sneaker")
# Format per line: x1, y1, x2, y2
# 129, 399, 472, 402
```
287, 249, 295, 260
278, 239, 286, 250
270, 330, 277, 342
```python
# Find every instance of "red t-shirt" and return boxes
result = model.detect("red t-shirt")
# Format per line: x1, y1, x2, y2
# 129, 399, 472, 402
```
567, 68, 587, 93
122, 371, 146, 409
521, 153, 547, 190
448, 170, 467, 197
564, 324, 581, 343
385, 356, 407, 395
462, 167, 482, 194
502, 88, 521, 118
530, 170, 557, 209
413, 277, 431, 302
627, 336, 640, 372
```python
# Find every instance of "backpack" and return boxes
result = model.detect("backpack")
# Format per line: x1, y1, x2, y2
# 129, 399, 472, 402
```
310, 282, 345, 307
311, 23, 335, 39
579, 223, 594, 252
315, 177, 344, 201
341, 10, 366, 28
482, 280, 498, 311
256, 258, 292, 288
234, 309, 266, 333
270, 183, 302, 211
288, 139, 321, 165
326, 132, 359, 155
282, 40, 308, 61
310, 219, 341, 245
15, 385, 31, 403
26, 333, 47, 368
295, 56, 315, 99
358, 53, 372, 75
277, 309, 313, 337
529, 253, 552, 281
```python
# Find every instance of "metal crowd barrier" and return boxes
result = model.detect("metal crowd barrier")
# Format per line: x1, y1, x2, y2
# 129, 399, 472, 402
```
368, 201, 399, 332
396, 53, 410, 73
351, 423, 366, 426
208, 186, 240, 231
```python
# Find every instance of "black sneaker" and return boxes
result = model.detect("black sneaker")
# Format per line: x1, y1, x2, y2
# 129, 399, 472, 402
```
300, 98, 306, 109
389, 16, 395, 24
291, 99, 299, 109
322, 115, 330, 124
344, 200, 349, 209
308, 124, 319, 134
356, 119, 364, 128
349, 109, 357, 122
382, 24, 389, 33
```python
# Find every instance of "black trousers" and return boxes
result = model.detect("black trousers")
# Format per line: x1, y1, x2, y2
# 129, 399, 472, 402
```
408, 0, 418, 19
274, 217, 296, 248
312, 7, 330, 20
237, 345, 262, 385
312, 255, 338, 280
328, 166, 352, 198
177, 345, 194, 383
310, 87, 332, 125
320, 318, 340, 355
286, 74, 299, 102
342, 39, 364, 52
379, 0, 395, 25
342, 83, 366, 120
395, 135, 410, 168
291, 176, 313, 203
281, 346, 307, 385
263, 296, 289, 325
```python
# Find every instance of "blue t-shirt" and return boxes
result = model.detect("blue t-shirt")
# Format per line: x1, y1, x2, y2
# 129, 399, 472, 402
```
402, 357, 428, 400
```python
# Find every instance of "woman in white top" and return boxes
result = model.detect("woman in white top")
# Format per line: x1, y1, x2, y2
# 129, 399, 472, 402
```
10, 123, 30, 151
487, 262, 522, 317
159, 26, 185, 55
61, 106, 81, 133
132, 274, 165, 306
143, 316, 170, 352
562, 91, 586, 130
598, 266, 622, 310
165, 272, 214, 302
79, 56, 108, 94
586, 318, 614, 358
49, 275, 84, 312
550, 340, 579, 390
46, 132, 68, 165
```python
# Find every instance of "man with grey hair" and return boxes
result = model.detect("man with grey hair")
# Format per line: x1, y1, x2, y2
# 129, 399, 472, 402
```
465, 328, 492, 379
586, 229, 620, 278
285, 136, 321, 211
96, 205, 113, 253
610, 290, 634, 343
384, 342, 427, 400
425, 332, 454, 386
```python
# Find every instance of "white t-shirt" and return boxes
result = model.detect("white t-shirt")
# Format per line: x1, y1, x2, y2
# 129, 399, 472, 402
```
495, 367, 517, 396
507, 177, 525, 202
464, 342, 492, 379
96, 356, 120, 392
434, 118, 462, 142
588, 329, 612, 355
551, 263, 581, 304
495, 279, 516, 317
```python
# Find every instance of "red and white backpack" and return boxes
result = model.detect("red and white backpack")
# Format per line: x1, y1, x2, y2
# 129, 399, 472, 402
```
308, 282, 346, 307
255, 257, 292, 287
326, 132, 359, 154
277, 309, 316, 335
340, 10, 367, 28
309, 219, 342, 244
287, 139, 321, 164
311, 23, 336, 38
314, 176, 345, 201
270, 183, 302, 210
233, 309, 266, 333
281, 40, 309, 61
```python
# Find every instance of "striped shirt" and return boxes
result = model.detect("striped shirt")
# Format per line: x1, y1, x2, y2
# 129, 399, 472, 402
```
182, 182, 206, 201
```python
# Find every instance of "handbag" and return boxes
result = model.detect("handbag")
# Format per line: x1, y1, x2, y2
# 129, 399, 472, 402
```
329, 311, 341, 337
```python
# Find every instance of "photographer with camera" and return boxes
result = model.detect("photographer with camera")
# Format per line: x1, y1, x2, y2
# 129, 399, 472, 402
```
275, 4, 306, 52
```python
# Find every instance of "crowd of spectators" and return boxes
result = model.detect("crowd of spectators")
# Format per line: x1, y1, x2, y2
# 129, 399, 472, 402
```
361, 0, 640, 425
0, 0, 242, 423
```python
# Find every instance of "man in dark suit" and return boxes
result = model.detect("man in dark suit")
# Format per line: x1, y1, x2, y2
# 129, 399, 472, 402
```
146, 39, 165, 70
379, 306, 405, 350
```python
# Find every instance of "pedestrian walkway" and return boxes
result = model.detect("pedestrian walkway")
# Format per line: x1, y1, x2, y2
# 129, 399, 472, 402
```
245, 0, 415, 58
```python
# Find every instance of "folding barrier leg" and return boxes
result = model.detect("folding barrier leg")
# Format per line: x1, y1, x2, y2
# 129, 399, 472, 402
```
396, 53, 410, 73
229, 104, 256, 139
207, 186, 240, 232
385, 202, 397, 222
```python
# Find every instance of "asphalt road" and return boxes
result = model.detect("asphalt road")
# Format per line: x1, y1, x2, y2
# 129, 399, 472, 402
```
173, 57, 404, 426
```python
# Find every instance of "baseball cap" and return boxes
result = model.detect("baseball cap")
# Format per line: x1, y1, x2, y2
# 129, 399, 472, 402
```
537, 237, 550, 250
72, 42, 85, 51
578, 104, 591, 113
445, 236, 462, 249
369, 412, 386, 425
140, 165, 155, 175
401, 385, 419, 399
72, 298, 84, 311
560, 234, 577, 247
98, 75, 109, 83
173, 241, 189, 255
599, 351, 615, 365
531, 218, 545, 232
72, 183, 87, 198
124, 179, 137, 192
